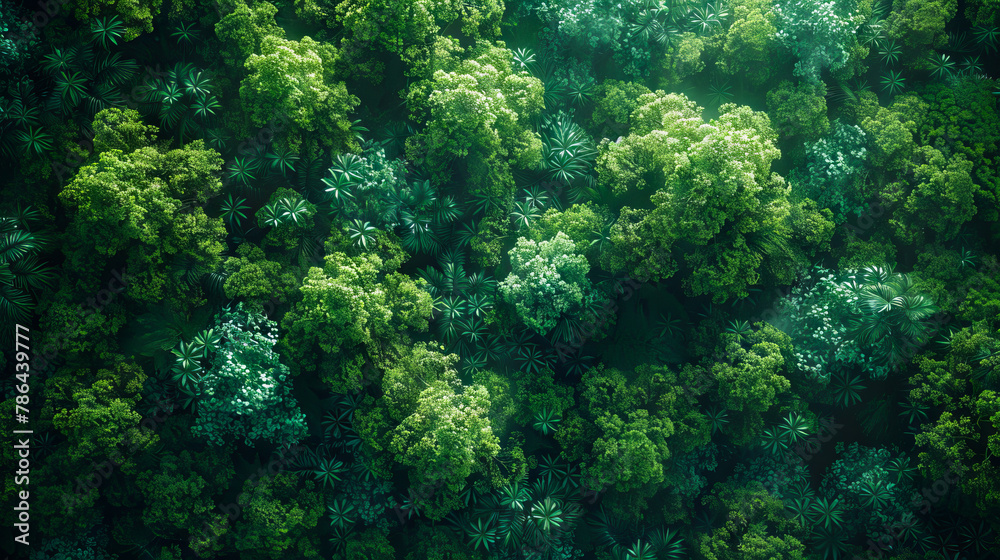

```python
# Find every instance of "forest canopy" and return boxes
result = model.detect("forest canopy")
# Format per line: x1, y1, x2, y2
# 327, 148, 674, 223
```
1, 0, 999, 558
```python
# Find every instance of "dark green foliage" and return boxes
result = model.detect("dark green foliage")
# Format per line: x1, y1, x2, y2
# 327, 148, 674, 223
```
707, 78, 734, 106
90, 16, 125, 49
37, 43, 138, 122
785, 497, 814, 525
7, 0, 1000, 556
926, 52, 956, 79
704, 405, 729, 435
809, 497, 845, 530
820, 442, 920, 544
777, 411, 813, 446
190, 303, 308, 447
327, 497, 356, 528
845, 266, 938, 368
880, 69, 906, 96
531, 406, 561, 435
540, 112, 597, 184
829, 370, 866, 407
219, 194, 250, 228
810, 526, 851, 560
0, 208, 55, 325
313, 457, 346, 489
773, 0, 864, 83
170, 21, 199, 46
465, 471, 584, 557
759, 427, 787, 456
798, 120, 869, 220
877, 38, 902, 65
140, 62, 218, 141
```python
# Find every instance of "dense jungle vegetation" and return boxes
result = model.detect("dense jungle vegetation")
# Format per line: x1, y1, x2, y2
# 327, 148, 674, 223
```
1, 0, 999, 557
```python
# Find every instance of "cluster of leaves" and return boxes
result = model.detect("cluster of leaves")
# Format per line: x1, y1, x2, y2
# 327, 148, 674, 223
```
777, 265, 938, 381
33, 40, 138, 137
556, 362, 711, 494
240, 34, 360, 154
0, 205, 56, 326
279, 245, 434, 392
322, 146, 464, 254
0, 79, 52, 158
773, 0, 866, 83
456, 470, 584, 556
188, 303, 308, 447
139, 62, 219, 143
57, 108, 227, 306
8, 0, 1000, 557
499, 231, 597, 336
0, 0, 39, 75
597, 92, 816, 301
796, 119, 869, 221
816, 443, 922, 549
418, 249, 498, 358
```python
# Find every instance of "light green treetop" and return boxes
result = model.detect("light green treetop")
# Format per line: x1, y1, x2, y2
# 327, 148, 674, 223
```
279, 248, 433, 391
598, 94, 797, 301
389, 380, 500, 520
241, 35, 359, 154
499, 231, 596, 335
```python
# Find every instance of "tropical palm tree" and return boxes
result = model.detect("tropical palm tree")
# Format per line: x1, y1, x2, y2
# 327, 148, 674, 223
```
227, 157, 258, 187
704, 405, 729, 435
565, 74, 595, 107
90, 15, 125, 48
758, 427, 787, 456
322, 408, 353, 439
646, 526, 684, 559
877, 38, 902, 65
516, 344, 552, 375
140, 62, 217, 141
811, 525, 851, 560
926, 52, 956, 80
829, 369, 865, 407
219, 194, 250, 228
170, 21, 199, 46
846, 266, 938, 368
810, 496, 845, 530
510, 200, 541, 230
0, 210, 56, 325
346, 219, 377, 250
785, 496, 814, 526
39, 43, 138, 122
689, 4, 727, 35
777, 412, 813, 446
857, 478, 894, 509
278, 198, 311, 226
540, 112, 598, 184
312, 457, 346, 489
880, 69, 906, 96
326, 498, 356, 528
724, 319, 752, 343
466, 518, 497, 551
14, 126, 53, 156
532, 407, 562, 435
